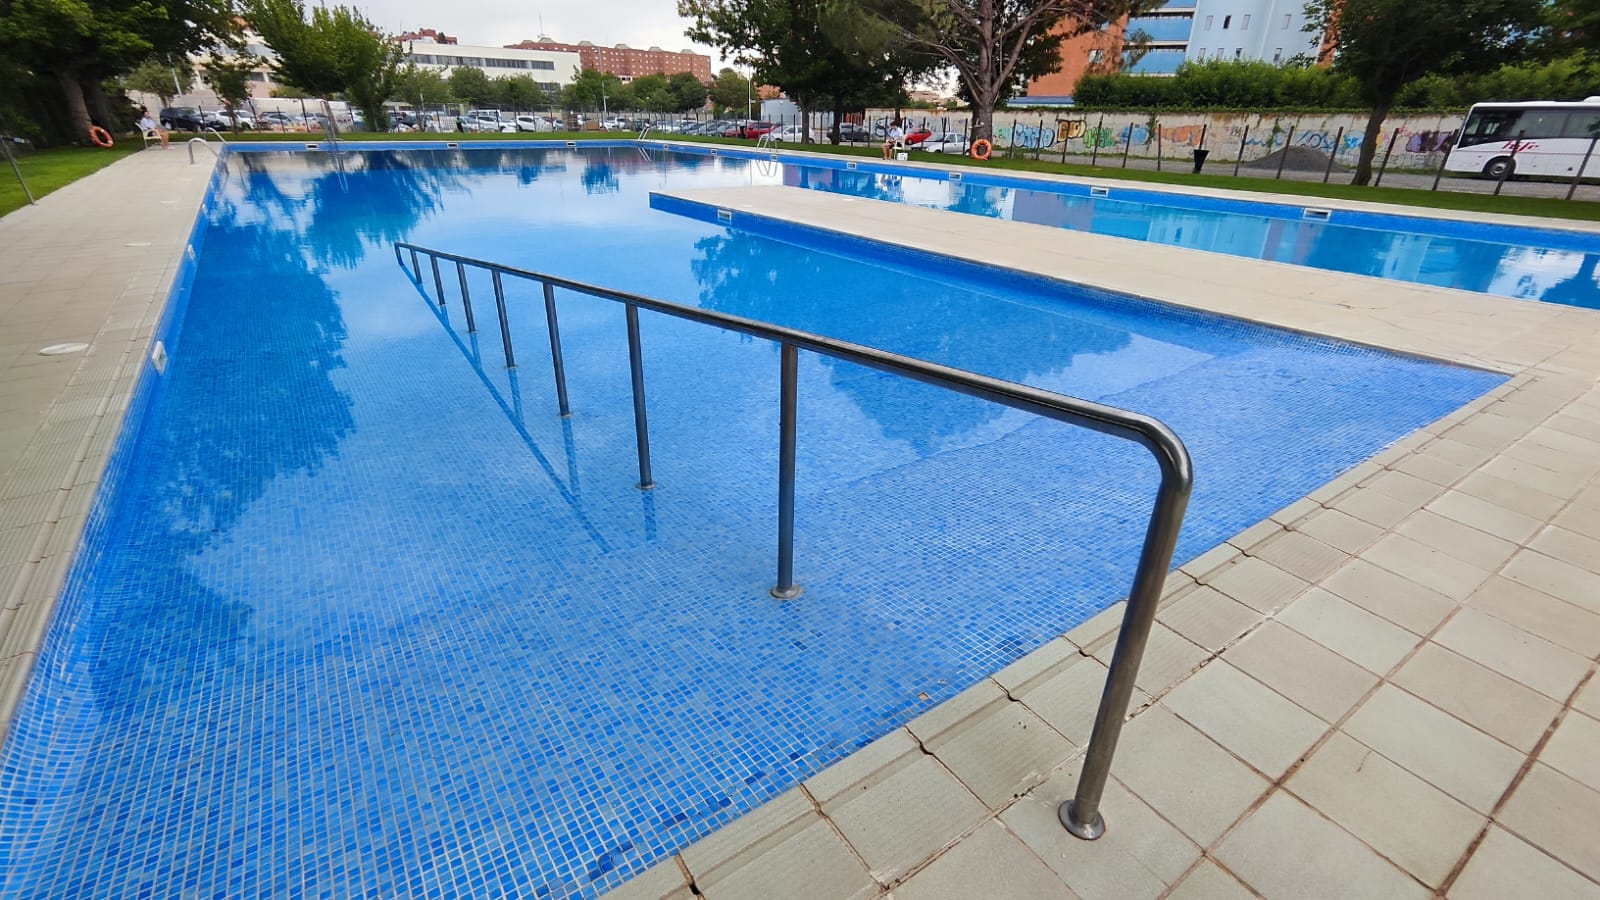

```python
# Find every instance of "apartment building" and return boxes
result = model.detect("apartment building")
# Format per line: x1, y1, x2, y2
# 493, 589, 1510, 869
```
398, 39, 583, 94
503, 37, 713, 83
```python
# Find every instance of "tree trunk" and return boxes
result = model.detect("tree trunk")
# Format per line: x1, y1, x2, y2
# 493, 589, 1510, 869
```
971, 102, 995, 143
830, 97, 843, 145
86, 80, 115, 128
59, 73, 94, 144
1351, 100, 1391, 186
799, 99, 811, 145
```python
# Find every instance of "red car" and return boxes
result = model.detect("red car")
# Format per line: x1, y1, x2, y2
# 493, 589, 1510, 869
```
740, 121, 778, 139
904, 127, 934, 145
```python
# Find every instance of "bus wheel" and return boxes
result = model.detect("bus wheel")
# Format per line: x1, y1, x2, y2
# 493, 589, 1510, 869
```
1484, 157, 1516, 180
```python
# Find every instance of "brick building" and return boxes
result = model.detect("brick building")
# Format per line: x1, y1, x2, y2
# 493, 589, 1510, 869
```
504, 37, 713, 83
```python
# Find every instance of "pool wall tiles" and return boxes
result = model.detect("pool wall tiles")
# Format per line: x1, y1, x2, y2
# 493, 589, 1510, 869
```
0, 154, 225, 877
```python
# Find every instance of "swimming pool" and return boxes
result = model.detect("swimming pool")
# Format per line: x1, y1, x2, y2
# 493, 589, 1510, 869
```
0, 146, 1505, 897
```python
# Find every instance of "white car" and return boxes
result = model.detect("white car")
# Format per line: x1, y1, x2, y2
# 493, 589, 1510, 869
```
460, 112, 516, 133
769, 124, 825, 143
515, 115, 556, 132
920, 132, 971, 154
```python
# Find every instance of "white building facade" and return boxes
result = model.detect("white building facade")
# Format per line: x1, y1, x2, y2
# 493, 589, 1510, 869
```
1122, 0, 1322, 76
400, 42, 582, 94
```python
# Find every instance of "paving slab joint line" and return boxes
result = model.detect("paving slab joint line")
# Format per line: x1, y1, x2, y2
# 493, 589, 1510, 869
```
672, 853, 705, 898
796, 781, 883, 890
1436, 664, 1600, 895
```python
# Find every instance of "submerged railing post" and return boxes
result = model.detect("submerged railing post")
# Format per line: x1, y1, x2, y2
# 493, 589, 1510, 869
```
491, 269, 517, 368
772, 343, 801, 600
456, 261, 477, 333
625, 305, 655, 490
542, 281, 572, 416
409, 247, 421, 281
431, 256, 447, 307
1060, 459, 1191, 840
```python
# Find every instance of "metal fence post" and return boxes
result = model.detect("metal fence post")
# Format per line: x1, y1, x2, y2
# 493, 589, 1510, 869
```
1034, 116, 1045, 160
1373, 127, 1401, 187
1156, 119, 1163, 172
1566, 133, 1599, 200
1091, 114, 1105, 167
1323, 125, 1344, 184
625, 304, 655, 490
1274, 125, 1296, 180
1121, 123, 1132, 168
1430, 143, 1450, 191
0, 131, 34, 206
772, 342, 802, 600
1233, 125, 1249, 177
1493, 130, 1526, 196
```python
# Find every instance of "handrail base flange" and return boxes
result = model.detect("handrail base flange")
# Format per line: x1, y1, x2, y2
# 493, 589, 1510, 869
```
1059, 800, 1106, 840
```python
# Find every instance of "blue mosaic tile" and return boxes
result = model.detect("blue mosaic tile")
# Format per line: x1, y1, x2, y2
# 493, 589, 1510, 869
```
0, 148, 1506, 898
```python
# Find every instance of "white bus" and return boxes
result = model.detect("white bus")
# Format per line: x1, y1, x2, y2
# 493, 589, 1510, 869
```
1443, 98, 1600, 180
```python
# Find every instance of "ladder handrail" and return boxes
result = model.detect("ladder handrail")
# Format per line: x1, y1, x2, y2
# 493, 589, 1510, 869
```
186, 137, 221, 165
203, 127, 229, 144
391, 239, 1192, 841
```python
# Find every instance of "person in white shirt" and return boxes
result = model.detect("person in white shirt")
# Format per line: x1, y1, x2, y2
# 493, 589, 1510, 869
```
138, 108, 169, 148
883, 119, 905, 159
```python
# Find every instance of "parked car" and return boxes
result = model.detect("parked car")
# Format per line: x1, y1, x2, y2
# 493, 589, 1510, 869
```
739, 121, 778, 139
257, 111, 302, 130
770, 124, 824, 143
904, 127, 934, 145
836, 123, 871, 142
919, 132, 971, 154
515, 114, 556, 132
212, 109, 256, 130
158, 107, 206, 131
459, 111, 516, 133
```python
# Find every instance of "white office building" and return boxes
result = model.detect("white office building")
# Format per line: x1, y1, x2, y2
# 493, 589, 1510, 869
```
1122, 0, 1322, 75
400, 42, 583, 94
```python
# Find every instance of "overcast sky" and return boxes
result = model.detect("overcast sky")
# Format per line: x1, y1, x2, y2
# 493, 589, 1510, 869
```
355, 0, 732, 67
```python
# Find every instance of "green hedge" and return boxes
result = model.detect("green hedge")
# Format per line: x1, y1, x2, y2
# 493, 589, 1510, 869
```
1073, 57, 1597, 113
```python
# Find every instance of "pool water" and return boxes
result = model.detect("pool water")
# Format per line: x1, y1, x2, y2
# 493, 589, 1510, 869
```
0, 148, 1505, 898
774, 159, 1600, 308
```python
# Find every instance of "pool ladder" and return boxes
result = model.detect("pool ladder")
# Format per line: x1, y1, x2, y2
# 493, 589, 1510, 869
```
391, 240, 1192, 843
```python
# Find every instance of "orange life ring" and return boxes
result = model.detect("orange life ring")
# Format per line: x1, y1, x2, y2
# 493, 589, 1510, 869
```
969, 138, 992, 160
88, 126, 114, 148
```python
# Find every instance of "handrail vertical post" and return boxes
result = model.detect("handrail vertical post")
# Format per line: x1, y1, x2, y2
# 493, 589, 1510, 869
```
542, 280, 572, 416
456, 261, 477, 333
491, 269, 517, 368
625, 304, 655, 490
772, 343, 801, 600
1060, 462, 1191, 840
431, 256, 446, 307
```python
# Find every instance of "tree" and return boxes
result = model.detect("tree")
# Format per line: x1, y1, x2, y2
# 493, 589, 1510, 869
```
447, 66, 495, 107
564, 68, 630, 111
0, 0, 234, 141
866, 0, 1161, 141
629, 74, 675, 111
707, 67, 751, 115
248, 0, 403, 129
202, 55, 257, 122
496, 74, 548, 111
1305, 0, 1540, 184
392, 63, 453, 107
668, 71, 709, 111
125, 56, 196, 109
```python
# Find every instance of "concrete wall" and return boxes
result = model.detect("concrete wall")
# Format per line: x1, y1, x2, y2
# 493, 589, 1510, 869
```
866, 109, 1467, 170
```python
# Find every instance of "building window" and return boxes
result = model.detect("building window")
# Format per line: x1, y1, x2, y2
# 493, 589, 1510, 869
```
1241, 14, 1250, 29
1283, 13, 1291, 28
1222, 15, 1231, 28
1205, 15, 1213, 28
1273, 48, 1282, 62
1234, 48, 1242, 58
1088, 48, 1104, 63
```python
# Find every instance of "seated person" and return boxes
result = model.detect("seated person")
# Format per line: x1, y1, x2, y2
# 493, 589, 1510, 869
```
137, 109, 169, 149
882, 119, 905, 159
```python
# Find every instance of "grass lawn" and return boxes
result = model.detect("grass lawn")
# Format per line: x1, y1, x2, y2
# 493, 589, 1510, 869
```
0, 144, 145, 218
158, 128, 1600, 223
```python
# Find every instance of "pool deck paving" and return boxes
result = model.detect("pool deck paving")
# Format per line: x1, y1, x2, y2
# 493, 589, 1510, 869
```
2, 145, 1599, 898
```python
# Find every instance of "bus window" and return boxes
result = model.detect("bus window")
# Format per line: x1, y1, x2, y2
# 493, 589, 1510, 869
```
1459, 110, 1521, 146
1562, 112, 1600, 139
1518, 110, 1570, 138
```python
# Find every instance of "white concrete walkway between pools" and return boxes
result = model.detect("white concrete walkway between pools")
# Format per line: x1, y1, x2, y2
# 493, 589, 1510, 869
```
1, 147, 1598, 899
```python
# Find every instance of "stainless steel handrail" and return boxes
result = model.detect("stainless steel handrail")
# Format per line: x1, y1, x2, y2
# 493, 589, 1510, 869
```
186, 137, 221, 165
203, 127, 230, 144
391, 239, 1192, 840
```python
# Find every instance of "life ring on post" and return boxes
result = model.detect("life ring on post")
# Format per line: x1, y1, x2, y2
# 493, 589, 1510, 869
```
969, 138, 992, 161
88, 126, 114, 148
